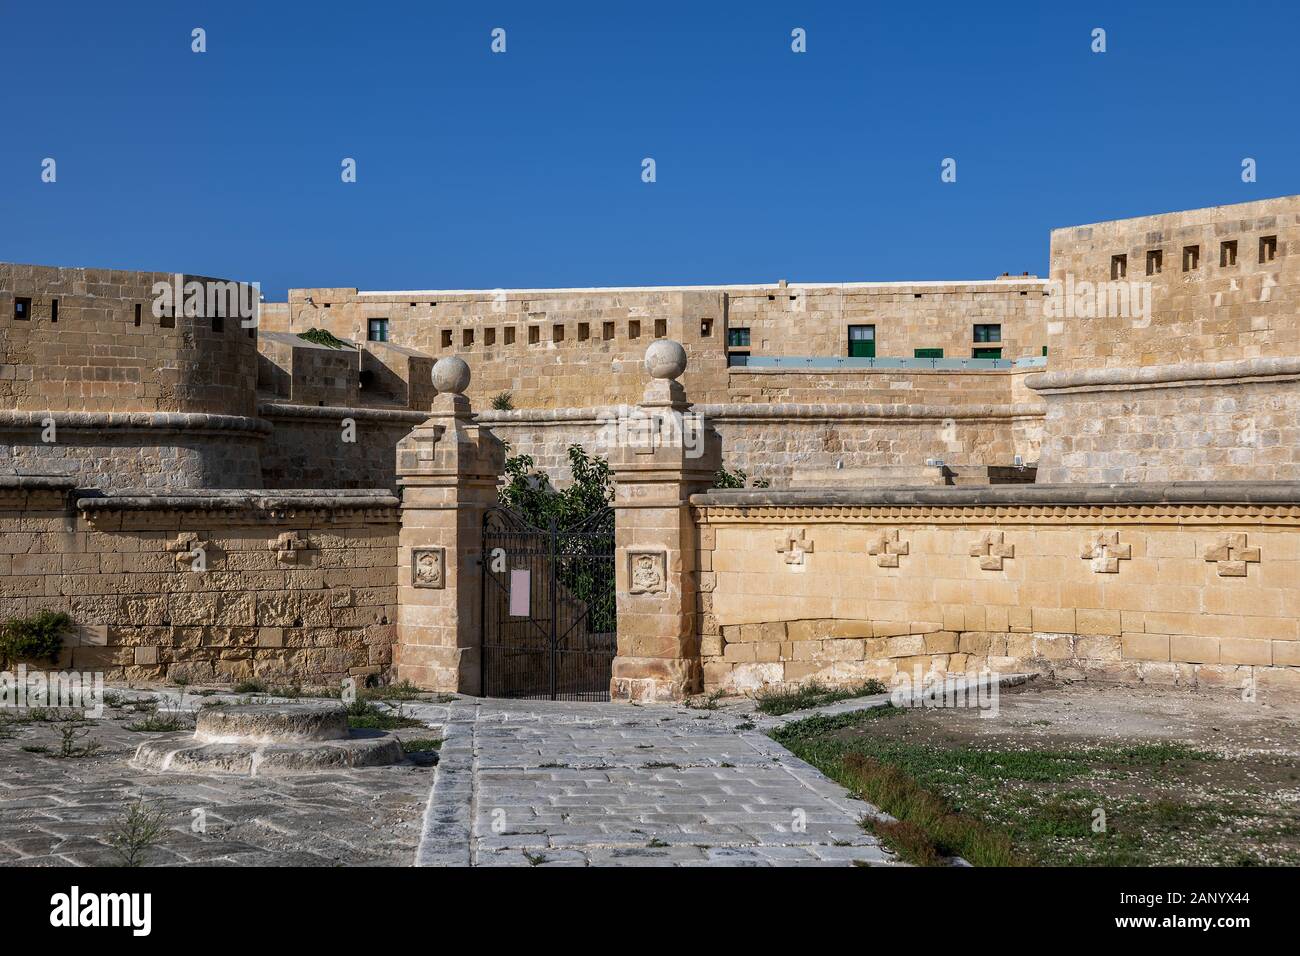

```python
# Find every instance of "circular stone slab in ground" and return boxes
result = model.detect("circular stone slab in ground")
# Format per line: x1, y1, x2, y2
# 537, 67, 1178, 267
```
131, 701, 406, 776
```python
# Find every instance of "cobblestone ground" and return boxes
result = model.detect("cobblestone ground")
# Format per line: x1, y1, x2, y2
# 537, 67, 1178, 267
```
0, 691, 894, 867
0, 693, 434, 867
408, 697, 895, 867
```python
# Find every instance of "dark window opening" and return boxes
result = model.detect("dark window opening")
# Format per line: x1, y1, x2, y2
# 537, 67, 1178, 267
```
1146, 250, 1163, 275
212, 315, 224, 333
552, 324, 565, 343
14, 297, 31, 320
1182, 245, 1200, 271
602, 321, 615, 341
700, 318, 713, 337
628, 320, 641, 339
50, 299, 58, 322
1220, 240, 1238, 267
485, 328, 496, 347
441, 330, 452, 348
528, 325, 540, 344
653, 318, 667, 338
504, 327, 516, 345
913, 293, 923, 299
577, 322, 590, 342
1111, 254, 1127, 279
973, 323, 1001, 343
462, 328, 474, 347
1260, 235, 1278, 263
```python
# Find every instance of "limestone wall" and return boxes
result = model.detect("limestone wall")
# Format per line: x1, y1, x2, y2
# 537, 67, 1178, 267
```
481, 397, 1042, 488
259, 403, 429, 490
0, 480, 398, 687
1, 262, 259, 417
0, 411, 268, 491
692, 484, 1300, 698
258, 279, 1048, 409
1031, 195, 1300, 483
1046, 195, 1299, 369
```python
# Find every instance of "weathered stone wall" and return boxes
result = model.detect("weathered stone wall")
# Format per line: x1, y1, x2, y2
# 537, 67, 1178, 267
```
1046, 195, 1299, 369
259, 403, 429, 491
726, 278, 1047, 362
258, 279, 1047, 409
693, 485, 1300, 698
0, 480, 398, 687
0, 411, 268, 491
480, 396, 1042, 488
1031, 360, 1300, 484
257, 332, 360, 407
1, 262, 259, 416
1032, 195, 1300, 483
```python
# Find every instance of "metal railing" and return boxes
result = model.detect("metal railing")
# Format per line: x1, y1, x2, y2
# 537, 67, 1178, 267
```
728, 355, 1048, 370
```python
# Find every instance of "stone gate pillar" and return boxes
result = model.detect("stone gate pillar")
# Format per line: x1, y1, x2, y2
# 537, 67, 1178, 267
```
609, 341, 721, 701
394, 357, 504, 693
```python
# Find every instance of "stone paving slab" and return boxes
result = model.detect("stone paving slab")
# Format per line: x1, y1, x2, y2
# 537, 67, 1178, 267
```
407, 697, 896, 867
0, 691, 437, 867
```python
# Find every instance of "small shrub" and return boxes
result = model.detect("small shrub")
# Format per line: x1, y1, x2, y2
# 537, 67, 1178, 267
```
57, 721, 102, 758
490, 391, 515, 410
126, 713, 191, 733
232, 679, 268, 695
107, 799, 171, 867
712, 466, 771, 490
297, 328, 352, 350
400, 737, 443, 753
755, 679, 888, 717
345, 699, 424, 730
0, 611, 72, 667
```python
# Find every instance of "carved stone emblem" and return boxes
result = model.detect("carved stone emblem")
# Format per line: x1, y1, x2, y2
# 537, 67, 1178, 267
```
413, 547, 446, 589
1079, 530, 1131, 574
776, 528, 814, 566
1204, 533, 1261, 577
628, 551, 666, 594
270, 531, 310, 565
970, 531, 1014, 571
867, 529, 909, 568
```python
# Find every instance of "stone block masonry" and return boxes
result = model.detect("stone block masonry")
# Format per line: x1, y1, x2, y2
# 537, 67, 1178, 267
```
693, 483, 1300, 698
0, 479, 399, 687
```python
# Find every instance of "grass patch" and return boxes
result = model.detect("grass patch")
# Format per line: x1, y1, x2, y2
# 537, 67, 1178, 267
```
297, 328, 353, 350
755, 679, 887, 717
126, 713, 192, 733
400, 737, 442, 753
771, 706, 1263, 866
345, 699, 425, 730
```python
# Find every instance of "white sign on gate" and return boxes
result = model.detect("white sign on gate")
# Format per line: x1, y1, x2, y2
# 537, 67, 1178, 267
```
508, 568, 530, 617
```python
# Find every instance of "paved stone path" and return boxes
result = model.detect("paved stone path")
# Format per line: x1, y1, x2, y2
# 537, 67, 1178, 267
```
407, 697, 895, 867
1, 690, 900, 867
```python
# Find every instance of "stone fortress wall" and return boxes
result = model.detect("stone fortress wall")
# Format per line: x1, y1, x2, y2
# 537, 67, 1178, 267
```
2, 193, 1298, 692
1030, 195, 1300, 484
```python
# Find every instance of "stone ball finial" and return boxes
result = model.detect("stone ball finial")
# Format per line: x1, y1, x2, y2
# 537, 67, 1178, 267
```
431, 356, 471, 395
644, 339, 687, 381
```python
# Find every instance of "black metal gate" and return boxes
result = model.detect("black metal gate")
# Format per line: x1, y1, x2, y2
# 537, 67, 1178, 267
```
480, 506, 616, 701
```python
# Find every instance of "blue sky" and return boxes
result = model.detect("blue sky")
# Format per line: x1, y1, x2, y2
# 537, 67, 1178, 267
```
3, 0, 1296, 299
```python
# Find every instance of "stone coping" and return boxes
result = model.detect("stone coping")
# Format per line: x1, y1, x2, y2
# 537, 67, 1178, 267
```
75, 488, 400, 514
0, 475, 79, 492
1026, 357, 1300, 393
691, 481, 1300, 508
258, 402, 429, 424
0, 410, 272, 434
479, 402, 1043, 424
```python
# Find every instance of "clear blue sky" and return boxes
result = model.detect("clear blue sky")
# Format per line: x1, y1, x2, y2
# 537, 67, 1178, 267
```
3, 0, 1296, 299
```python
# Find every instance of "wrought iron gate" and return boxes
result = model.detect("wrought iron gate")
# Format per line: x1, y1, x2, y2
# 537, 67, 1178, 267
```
480, 506, 616, 701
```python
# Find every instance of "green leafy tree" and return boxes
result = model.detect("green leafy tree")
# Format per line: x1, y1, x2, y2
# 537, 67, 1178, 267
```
0, 611, 72, 668
499, 444, 613, 530
713, 465, 771, 489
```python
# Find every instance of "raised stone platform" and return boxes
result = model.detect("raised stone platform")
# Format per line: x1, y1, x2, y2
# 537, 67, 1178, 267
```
132, 702, 405, 776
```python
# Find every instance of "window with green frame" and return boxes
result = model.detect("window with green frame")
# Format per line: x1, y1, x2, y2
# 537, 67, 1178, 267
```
847, 325, 875, 358
913, 348, 943, 358
727, 327, 750, 348
973, 347, 1002, 359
